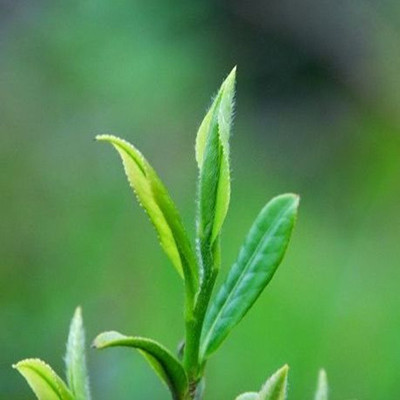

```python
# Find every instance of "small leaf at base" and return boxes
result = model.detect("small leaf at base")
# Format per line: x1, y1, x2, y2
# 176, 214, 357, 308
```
65, 306, 91, 400
314, 369, 328, 400
93, 331, 188, 400
259, 365, 288, 400
235, 365, 288, 400
13, 359, 73, 400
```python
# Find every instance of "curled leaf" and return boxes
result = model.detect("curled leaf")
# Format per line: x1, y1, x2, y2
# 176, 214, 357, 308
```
93, 331, 188, 400
201, 194, 299, 359
13, 359, 73, 400
196, 67, 236, 277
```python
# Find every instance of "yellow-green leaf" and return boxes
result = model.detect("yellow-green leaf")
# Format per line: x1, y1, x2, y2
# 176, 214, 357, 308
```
13, 359, 73, 400
259, 365, 289, 400
97, 135, 197, 293
196, 67, 236, 277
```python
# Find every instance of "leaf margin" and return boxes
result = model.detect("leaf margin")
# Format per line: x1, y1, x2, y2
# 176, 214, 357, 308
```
93, 331, 189, 400
13, 358, 73, 400
200, 193, 300, 359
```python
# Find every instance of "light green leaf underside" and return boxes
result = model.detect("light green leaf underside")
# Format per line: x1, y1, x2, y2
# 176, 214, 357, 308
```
235, 365, 288, 400
201, 194, 299, 359
65, 307, 91, 400
93, 331, 188, 400
235, 393, 259, 400
96, 135, 197, 290
196, 67, 236, 248
314, 369, 328, 400
13, 359, 73, 400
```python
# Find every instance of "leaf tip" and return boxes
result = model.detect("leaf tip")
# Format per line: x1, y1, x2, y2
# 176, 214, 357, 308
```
73, 305, 83, 321
278, 193, 300, 211
281, 363, 289, 373
95, 134, 115, 143
314, 368, 328, 400
228, 65, 237, 79
12, 358, 35, 371
92, 331, 125, 349
222, 66, 237, 95
275, 363, 289, 381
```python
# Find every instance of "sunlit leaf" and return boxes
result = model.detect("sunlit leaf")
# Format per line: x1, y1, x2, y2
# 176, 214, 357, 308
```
65, 307, 91, 400
13, 359, 73, 400
93, 331, 188, 400
201, 194, 299, 359
96, 135, 197, 293
314, 369, 328, 400
196, 67, 236, 277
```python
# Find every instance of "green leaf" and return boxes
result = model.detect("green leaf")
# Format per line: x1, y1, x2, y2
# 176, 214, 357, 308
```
235, 365, 288, 400
65, 307, 91, 400
314, 369, 328, 400
13, 359, 73, 400
96, 135, 197, 294
93, 331, 188, 400
259, 365, 289, 400
196, 67, 236, 277
201, 194, 299, 359
235, 393, 259, 400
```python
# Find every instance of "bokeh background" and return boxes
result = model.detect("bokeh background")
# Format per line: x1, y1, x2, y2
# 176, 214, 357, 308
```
1, 1, 400, 398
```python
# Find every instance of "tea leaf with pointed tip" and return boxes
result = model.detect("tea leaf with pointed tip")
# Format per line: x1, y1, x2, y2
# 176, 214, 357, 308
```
96, 135, 197, 294
93, 331, 188, 400
235, 365, 288, 400
314, 369, 328, 400
259, 365, 289, 400
13, 359, 73, 400
201, 194, 299, 359
65, 307, 91, 400
196, 67, 236, 277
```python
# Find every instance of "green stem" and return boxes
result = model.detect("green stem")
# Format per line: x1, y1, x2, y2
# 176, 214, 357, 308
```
183, 240, 220, 398
183, 276, 216, 398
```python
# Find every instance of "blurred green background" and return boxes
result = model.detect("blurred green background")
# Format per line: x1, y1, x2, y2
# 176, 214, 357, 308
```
1, 1, 400, 398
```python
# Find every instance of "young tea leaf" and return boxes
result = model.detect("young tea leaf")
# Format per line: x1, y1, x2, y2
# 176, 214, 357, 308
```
314, 369, 328, 400
201, 194, 299, 359
259, 365, 289, 400
96, 135, 197, 294
65, 307, 91, 400
235, 365, 288, 400
13, 359, 73, 400
93, 331, 188, 400
196, 67, 236, 277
